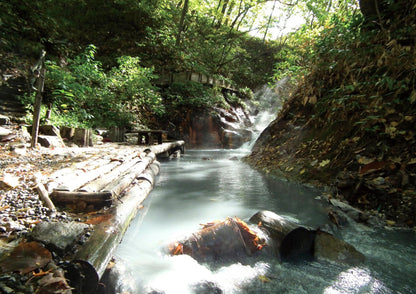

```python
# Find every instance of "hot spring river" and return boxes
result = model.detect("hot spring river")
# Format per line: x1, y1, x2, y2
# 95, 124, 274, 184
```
114, 149, 416, 294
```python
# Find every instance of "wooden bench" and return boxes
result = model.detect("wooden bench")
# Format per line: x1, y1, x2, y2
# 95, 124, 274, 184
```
128, 130, 167, 145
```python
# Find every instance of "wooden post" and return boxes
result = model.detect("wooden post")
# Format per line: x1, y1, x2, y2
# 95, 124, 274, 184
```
31, 50, 46, 148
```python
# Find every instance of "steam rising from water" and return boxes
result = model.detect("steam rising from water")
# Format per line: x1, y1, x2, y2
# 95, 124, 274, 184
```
241, 81, 288, 150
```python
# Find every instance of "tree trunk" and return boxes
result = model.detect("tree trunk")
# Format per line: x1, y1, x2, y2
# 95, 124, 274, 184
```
176, 0, 189, 46
31, 50, 46, 148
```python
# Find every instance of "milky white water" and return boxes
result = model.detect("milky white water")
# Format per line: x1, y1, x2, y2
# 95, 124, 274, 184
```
114, 149, 416, 294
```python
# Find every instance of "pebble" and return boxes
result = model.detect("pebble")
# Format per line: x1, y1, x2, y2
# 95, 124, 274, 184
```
0, 187, 72, 238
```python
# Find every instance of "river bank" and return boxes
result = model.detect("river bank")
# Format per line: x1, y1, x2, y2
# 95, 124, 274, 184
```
0, 123, 184, 293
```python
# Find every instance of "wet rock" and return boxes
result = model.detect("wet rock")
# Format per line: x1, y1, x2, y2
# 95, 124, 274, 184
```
314, 230, 365, 266
30, 221, 90, 254
329, 199, 369, 223
192, 281, 223, 294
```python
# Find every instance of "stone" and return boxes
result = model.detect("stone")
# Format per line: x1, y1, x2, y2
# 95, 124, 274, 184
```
39, 125, 61, 137
0, 173, 20, 189
329, 199, 368, 223
0, 126, 11, 137
38, 135, 66, 148
30, 221, 90, 254
0, 114, 10, 125
314, 230, 365, 266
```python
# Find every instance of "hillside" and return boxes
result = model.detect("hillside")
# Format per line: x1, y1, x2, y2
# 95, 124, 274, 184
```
245, 1, 416, 226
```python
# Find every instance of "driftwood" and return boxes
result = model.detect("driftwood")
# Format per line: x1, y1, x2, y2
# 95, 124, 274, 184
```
35, 183, 57, 213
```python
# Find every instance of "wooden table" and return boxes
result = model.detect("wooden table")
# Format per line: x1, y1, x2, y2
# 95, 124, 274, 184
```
130, 130, 167, 145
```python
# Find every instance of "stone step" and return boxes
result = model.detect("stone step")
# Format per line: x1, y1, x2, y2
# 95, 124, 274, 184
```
0, 77, 28, 119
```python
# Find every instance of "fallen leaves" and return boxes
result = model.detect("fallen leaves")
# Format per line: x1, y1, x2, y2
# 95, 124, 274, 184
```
0, 241, 52, 274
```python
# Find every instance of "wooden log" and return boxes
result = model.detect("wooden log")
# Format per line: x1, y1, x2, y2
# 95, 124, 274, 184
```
73, 128, 93, 147
50, 150, 141, 192
136, 161, 160, 186
73, 163, 160, 283
168, 217, 266, 262
53, 159, 123, 192
149, 140, 185, 155
101, 153, 155, 197
35, 182, 57, 213
50, 191, 113, 205
249, 210, 316, 261
79, 152, 149, 193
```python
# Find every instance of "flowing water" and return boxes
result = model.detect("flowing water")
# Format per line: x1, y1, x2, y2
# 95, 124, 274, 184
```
114, 149, 416, 294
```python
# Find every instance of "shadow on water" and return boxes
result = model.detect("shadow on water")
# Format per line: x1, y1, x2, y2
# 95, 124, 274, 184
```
113, 150, 416, 294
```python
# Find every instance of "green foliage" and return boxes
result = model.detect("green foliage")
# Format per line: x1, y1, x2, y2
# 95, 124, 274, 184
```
164, 82, 225, 109
42, 45, 163, 128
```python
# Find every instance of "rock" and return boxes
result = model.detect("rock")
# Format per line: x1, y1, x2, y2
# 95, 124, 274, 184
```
12, 144, 27, 156
0, 173, 20, 189
329, 199, 368, 223
38, 135, 66, 148
0, 126, 11, 137
39, 125, 61, 137
30, 221, 90, 254
192, 281, 223, 294
0, 115, 11, 125
314, 230, 365, 266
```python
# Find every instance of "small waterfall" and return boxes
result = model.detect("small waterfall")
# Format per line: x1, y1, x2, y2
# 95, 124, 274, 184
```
240, 80, 288, 151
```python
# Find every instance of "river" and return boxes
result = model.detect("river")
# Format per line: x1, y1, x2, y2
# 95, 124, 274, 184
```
114, 149, 416, 294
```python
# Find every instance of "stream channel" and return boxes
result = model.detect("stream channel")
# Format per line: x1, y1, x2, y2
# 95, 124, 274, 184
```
114, 148, 416, 294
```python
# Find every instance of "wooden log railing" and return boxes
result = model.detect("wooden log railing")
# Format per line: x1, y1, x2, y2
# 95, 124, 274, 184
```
36, 141, 184, 292
72, 161, 160, 289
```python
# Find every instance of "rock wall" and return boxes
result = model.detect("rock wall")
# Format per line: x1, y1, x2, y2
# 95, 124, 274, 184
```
169, 105, 253, 149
